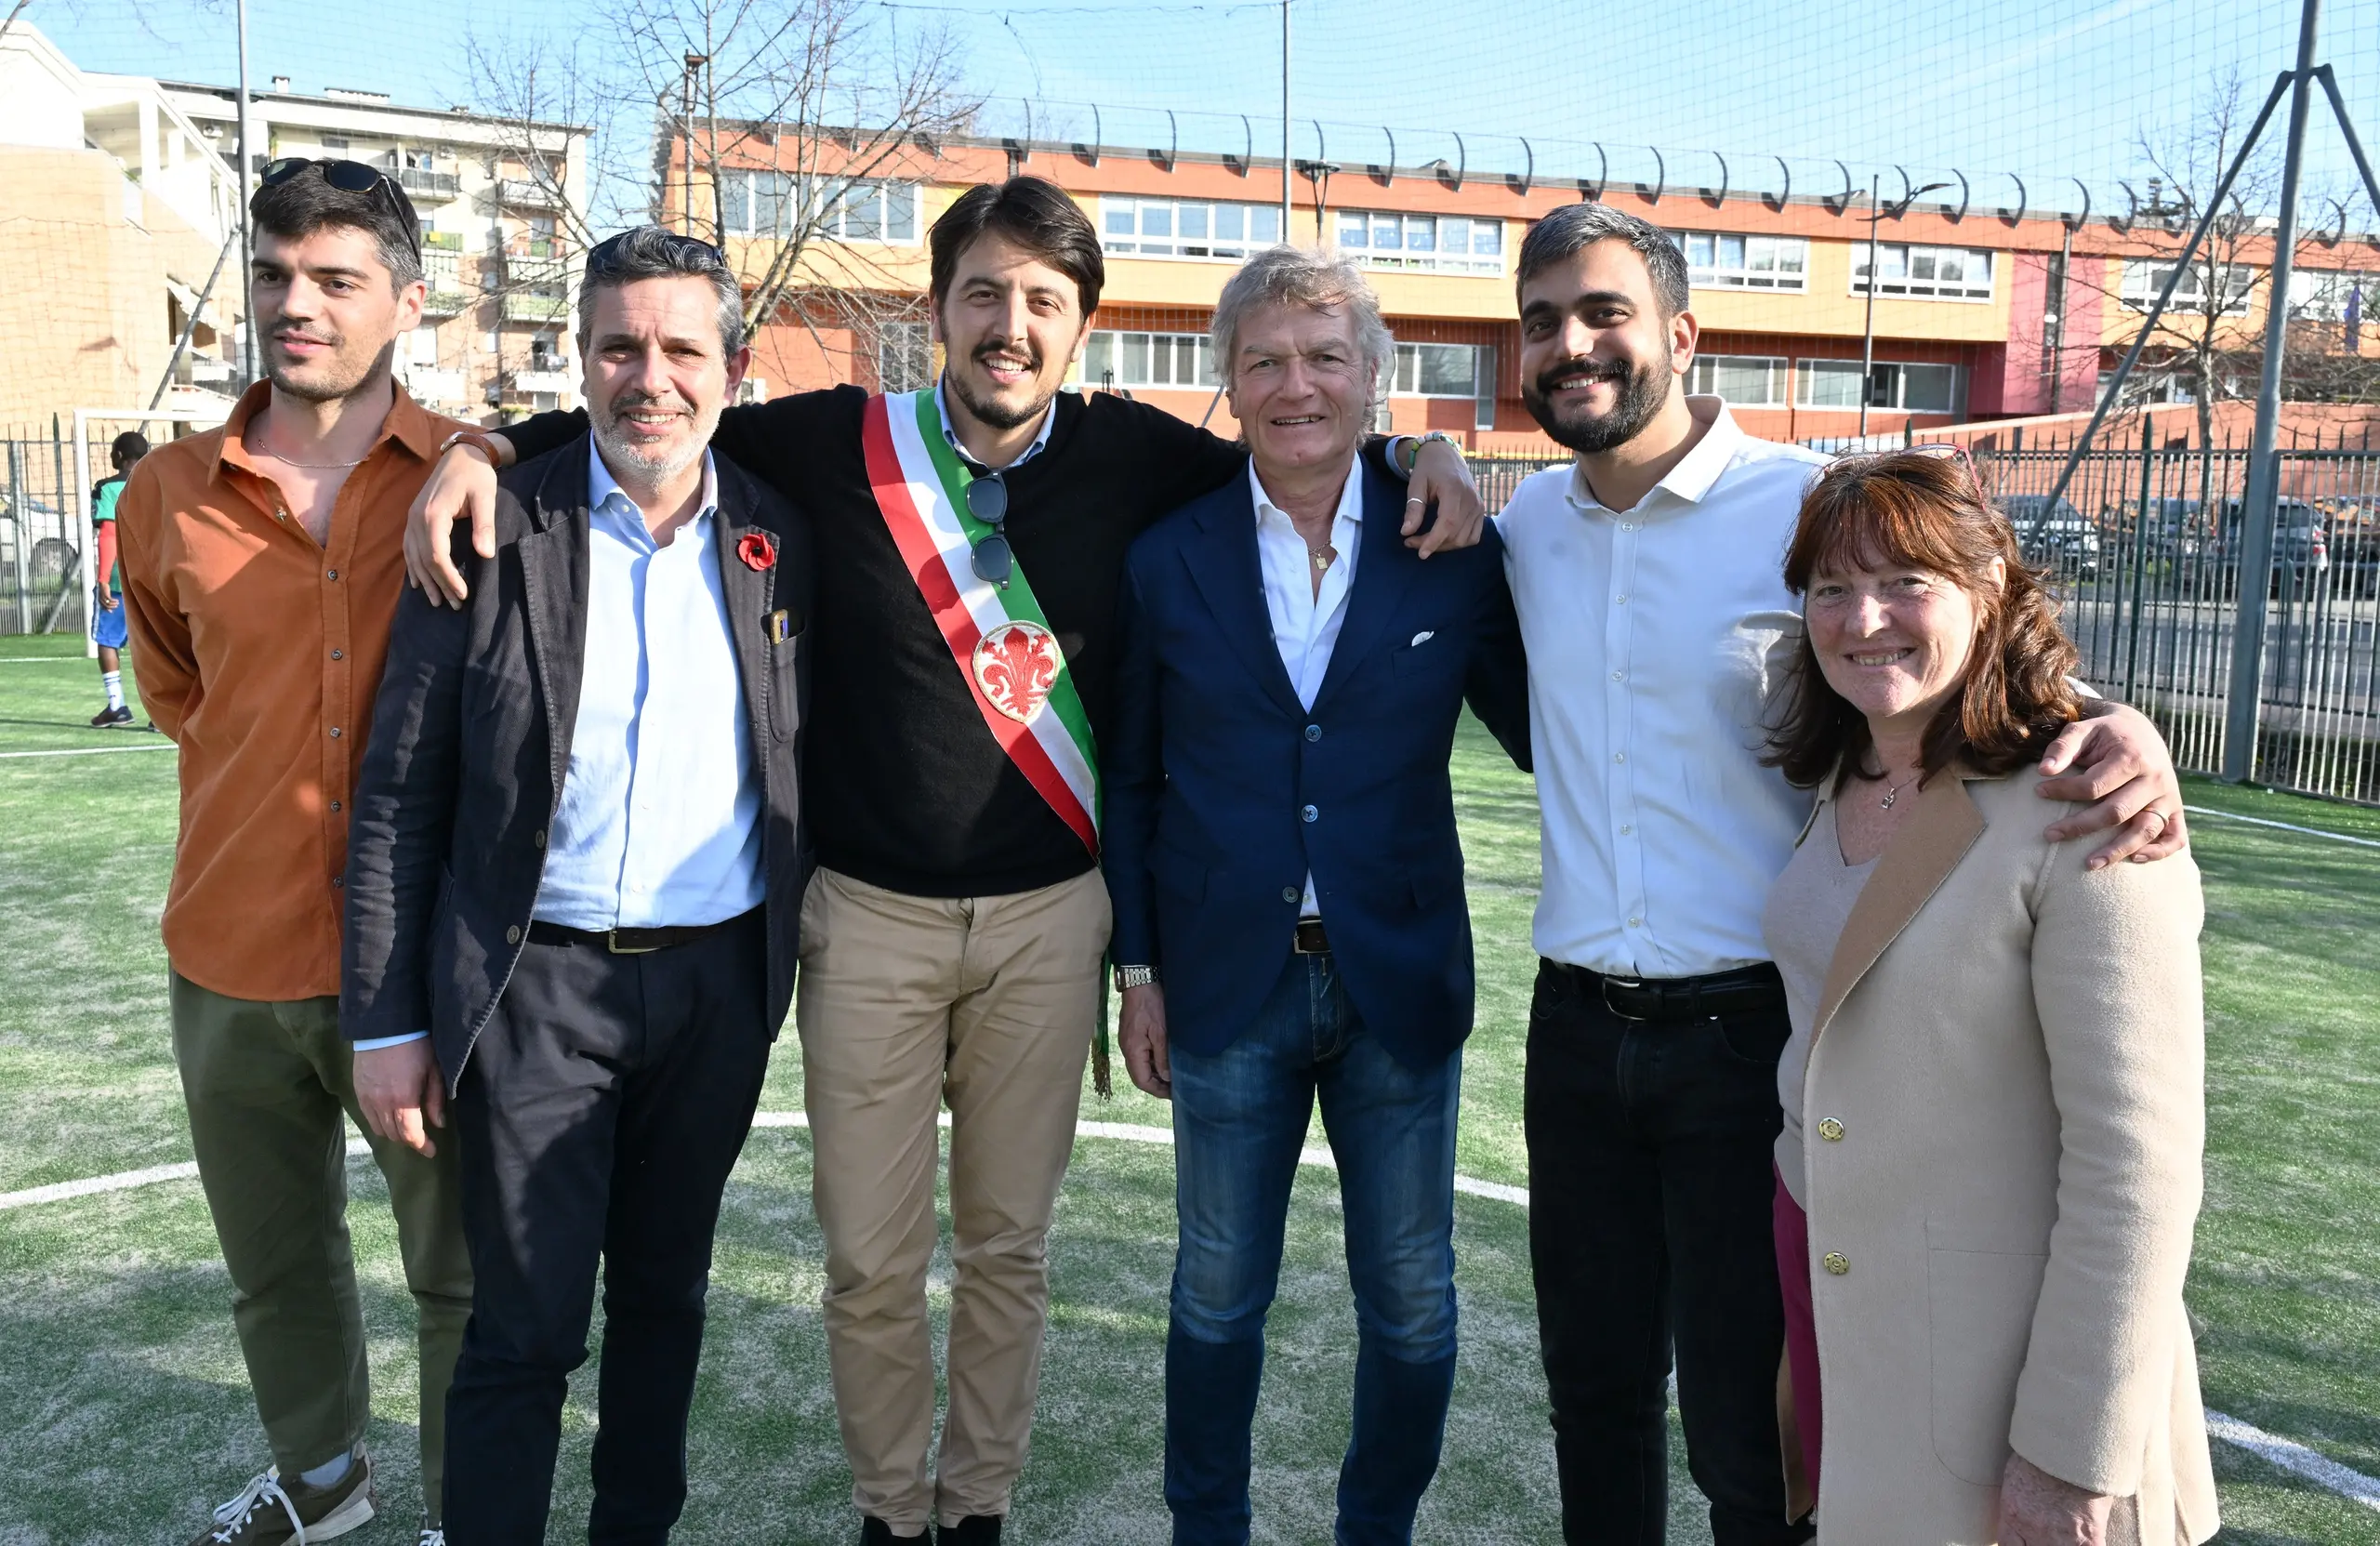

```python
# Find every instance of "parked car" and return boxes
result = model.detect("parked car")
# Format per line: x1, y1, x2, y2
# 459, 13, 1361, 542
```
1996, 494, 2101, 580
2209, 499, 2331, 598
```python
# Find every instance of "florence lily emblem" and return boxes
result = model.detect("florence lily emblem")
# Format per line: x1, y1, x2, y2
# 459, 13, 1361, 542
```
972, 620, 1063, 723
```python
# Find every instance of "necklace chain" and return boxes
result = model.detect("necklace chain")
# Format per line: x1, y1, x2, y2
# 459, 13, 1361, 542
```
256, 448, 369, 469
1876, 771, 1918, 809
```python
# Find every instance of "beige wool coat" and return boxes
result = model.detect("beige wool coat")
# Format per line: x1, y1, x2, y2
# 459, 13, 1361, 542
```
1788, 765, 2218, 1545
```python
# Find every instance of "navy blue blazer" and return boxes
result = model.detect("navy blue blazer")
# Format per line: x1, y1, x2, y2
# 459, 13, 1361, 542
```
1103, 462, 1528, 1069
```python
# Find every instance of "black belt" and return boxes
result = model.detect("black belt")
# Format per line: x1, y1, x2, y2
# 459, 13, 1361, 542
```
1543, 958, 1785, 1023
526, 910, 750, 956
1293, 919, 1331, 954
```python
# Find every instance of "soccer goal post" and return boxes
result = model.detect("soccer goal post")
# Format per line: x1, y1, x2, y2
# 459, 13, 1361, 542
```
70, 406, 234, 659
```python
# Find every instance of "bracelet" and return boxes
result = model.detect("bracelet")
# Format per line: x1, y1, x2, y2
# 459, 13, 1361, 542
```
438, 429, 504, 466
1402, 429, 1460, 473
1114, 965, 1157, 992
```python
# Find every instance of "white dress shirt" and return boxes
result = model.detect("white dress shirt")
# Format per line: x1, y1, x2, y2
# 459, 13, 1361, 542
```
1497, 398, 1829, 978
1252, 456, 1362, 918
534, 441, 764, 931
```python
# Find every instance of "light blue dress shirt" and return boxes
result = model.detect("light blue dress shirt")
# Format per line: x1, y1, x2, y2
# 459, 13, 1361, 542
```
353, 442, 762, 1052
934, 376, 1055, 470
534, 440, 764, 931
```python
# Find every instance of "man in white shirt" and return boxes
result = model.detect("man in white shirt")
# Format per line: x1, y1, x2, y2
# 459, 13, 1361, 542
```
1495, 204, 2185, 1545
1102, 248, 1527, 1545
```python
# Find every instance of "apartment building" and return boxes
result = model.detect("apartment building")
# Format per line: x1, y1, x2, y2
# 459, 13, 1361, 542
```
163, 77, 590, 421
679, 125, 2380, 451
0, 22, 245, 425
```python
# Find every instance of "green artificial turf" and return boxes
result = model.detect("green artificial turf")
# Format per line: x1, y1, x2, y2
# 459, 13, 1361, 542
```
3, 628, 2377, 1543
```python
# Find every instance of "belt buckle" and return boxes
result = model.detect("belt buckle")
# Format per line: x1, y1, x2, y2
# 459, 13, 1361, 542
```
1599, 975, 1650, 1021
605, 930, 662, 956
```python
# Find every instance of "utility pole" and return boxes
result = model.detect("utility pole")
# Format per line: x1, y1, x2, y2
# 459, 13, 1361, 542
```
2222, 0, 2322, 781
234, 0, 254, 384
682, 53, 707, 237
2047, 218, 2074, 415
1279, 0, 1292, 240
1858, 175, 1880, 437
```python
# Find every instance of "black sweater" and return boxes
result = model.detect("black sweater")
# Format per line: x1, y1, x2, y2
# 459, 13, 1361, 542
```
507, 388, 1407, 897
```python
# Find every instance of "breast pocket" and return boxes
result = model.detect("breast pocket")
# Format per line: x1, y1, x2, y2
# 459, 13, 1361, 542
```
1927, 1245, 2049, 1484
1389, 628, 1461, 681
765, 612, 805, 743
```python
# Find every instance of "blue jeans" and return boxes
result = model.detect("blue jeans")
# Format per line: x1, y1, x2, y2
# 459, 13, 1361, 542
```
1165, 950, 1461, 1546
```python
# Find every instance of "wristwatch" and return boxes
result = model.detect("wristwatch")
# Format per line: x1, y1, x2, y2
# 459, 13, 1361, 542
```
1114, 965, 1157, 992
437, 429, 505, 466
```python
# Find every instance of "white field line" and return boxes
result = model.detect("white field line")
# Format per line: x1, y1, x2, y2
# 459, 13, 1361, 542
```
6, 1117, 2373, 1511
2184, 804, 2380, 851
0, 742, 174, 760
0, 656, 89, 665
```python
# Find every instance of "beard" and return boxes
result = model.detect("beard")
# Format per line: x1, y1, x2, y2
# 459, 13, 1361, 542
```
264, 332, 395, 404
1521, 347, 1672, 455
945, 341, 1058, 430
590, 395, 718, 487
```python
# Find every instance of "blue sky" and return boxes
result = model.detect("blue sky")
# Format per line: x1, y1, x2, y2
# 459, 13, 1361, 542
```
28, 0, 2380, 223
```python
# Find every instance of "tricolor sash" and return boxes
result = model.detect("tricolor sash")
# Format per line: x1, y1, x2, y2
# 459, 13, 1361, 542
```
860, 390, 1100, 854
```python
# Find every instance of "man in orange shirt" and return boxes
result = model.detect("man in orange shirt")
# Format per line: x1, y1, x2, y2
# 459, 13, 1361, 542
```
118, 161, 472, 1546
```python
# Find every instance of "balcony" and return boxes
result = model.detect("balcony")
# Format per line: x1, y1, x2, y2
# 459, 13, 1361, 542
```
420, 289, 470, 318
403, 367, 468, 405
505, 255, 569, 288
510, 369, 575, 396
498, 178, 563, 210
399, 167, 461, 204
501, 293, 570, 325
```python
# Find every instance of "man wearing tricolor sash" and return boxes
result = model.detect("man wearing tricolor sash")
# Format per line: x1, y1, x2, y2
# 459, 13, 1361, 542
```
401, 177, 1488, 1545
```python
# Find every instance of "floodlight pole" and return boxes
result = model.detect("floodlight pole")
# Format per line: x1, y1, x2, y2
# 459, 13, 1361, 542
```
1858, 176, 1880, 437
1279, 0, 1292, 238
234, 0, 253, 385
2222, 0, 2323, 782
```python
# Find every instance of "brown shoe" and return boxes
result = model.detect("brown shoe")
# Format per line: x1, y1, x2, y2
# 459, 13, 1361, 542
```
186, 1452, 376, 1544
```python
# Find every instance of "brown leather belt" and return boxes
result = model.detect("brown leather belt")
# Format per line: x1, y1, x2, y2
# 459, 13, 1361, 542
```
1293, 919, 1331, 955
526, 912, 747, 956
1542, 958, 1785, 1023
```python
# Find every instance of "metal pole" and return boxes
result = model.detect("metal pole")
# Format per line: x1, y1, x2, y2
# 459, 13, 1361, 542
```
2222, 0, 2322, 782
7, 443, 28, 635
1858, 175, 1880, 438
2048, 220, 2073, 415
1279, 1, 1292, 239
234, 0, 254, 385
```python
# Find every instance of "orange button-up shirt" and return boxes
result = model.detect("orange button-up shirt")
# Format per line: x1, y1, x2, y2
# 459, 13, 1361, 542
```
119, 379, 465, 1003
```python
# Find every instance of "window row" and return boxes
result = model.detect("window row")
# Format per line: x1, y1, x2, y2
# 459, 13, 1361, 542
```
1673, 231, 1809, 291
1852, 244, 1995, 303
2120, 259, 2254, 316
716, 172, 921, 243
1077, 332, 1497, 424
1101, 198, 1284, 259
1686, 353, 1965, 415
1334, 212, 1504, 274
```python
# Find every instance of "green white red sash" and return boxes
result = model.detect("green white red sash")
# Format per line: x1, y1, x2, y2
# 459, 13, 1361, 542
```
861, 389, 1100, 854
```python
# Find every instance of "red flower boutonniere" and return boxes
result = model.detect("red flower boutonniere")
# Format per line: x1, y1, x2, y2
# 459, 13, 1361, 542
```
736, 530, 778, 572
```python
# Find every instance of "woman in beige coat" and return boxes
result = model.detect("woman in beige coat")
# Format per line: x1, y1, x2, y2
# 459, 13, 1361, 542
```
1760, 449, 2216, 1545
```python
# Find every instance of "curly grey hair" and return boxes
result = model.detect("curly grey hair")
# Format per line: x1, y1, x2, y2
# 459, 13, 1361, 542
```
1210, 244, 1395, 413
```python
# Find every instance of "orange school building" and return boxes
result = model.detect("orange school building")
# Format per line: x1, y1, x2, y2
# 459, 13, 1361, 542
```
678, 128, 2380, 454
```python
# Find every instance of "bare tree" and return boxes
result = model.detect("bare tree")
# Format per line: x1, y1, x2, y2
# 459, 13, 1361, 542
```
469, 0, 976, 394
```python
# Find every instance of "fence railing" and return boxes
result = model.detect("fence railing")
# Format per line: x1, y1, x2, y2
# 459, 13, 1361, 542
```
1469, 443, 2380, 806
0, 429, 84, 641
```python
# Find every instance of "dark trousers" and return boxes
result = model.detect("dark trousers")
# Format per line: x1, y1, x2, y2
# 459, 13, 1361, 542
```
443, 909, 774, 1546
1164, 952, 1461, 1546
1524, 961, 1813, 1546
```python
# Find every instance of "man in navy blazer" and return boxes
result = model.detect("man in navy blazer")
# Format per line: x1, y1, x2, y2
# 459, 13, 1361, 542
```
1103, 248, 1528, 1546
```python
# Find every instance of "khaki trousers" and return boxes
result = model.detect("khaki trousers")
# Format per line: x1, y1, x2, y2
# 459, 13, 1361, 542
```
170, 972, 472, 1522
796, 866, 1112, 1531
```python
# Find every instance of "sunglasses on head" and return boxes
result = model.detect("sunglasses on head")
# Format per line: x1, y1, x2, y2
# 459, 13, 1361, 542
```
965, 472, 1012, 587
584, 229, 730, 277
258, 157, 420, 256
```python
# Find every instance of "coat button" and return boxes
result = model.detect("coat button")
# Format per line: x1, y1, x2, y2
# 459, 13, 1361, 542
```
1281, 886, 1300, 904
1822, 1252, 1849, 1275
1305, 723, 1321, 742
1301, 804, 1318, 823
506, 925, 522, 945
1817, 1117, 1844, 1142
533, 828, 548, 849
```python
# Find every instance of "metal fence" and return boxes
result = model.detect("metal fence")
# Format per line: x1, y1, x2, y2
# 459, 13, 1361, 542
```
1470, 438, 2380, 807
0, 426, 85, 640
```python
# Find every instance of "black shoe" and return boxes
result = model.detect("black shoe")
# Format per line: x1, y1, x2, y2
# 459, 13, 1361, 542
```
938, 1519, 1002, 1545
860, 1520, 929, 1546
90, 705, 134, 728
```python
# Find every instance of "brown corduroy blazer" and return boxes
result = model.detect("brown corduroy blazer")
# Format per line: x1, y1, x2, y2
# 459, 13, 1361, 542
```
1786, 766, 2217, 1545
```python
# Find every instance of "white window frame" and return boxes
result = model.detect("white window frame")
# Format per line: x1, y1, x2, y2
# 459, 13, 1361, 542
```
2286, 267, 2365, 322
1672, 231, 1808, 292
1081, 329, 1216, 390
1793, 359, 1965, 415
2119, 258, 2254, 316
1334, 211, 1506, 276
1686, 353, 1788, 406
718, 171, 922, 244
1099, 198, 1282, 261
1850, 243, 1995, 303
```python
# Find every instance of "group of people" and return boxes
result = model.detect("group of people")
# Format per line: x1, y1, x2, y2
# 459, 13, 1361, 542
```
107, 154, 2217, 1546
